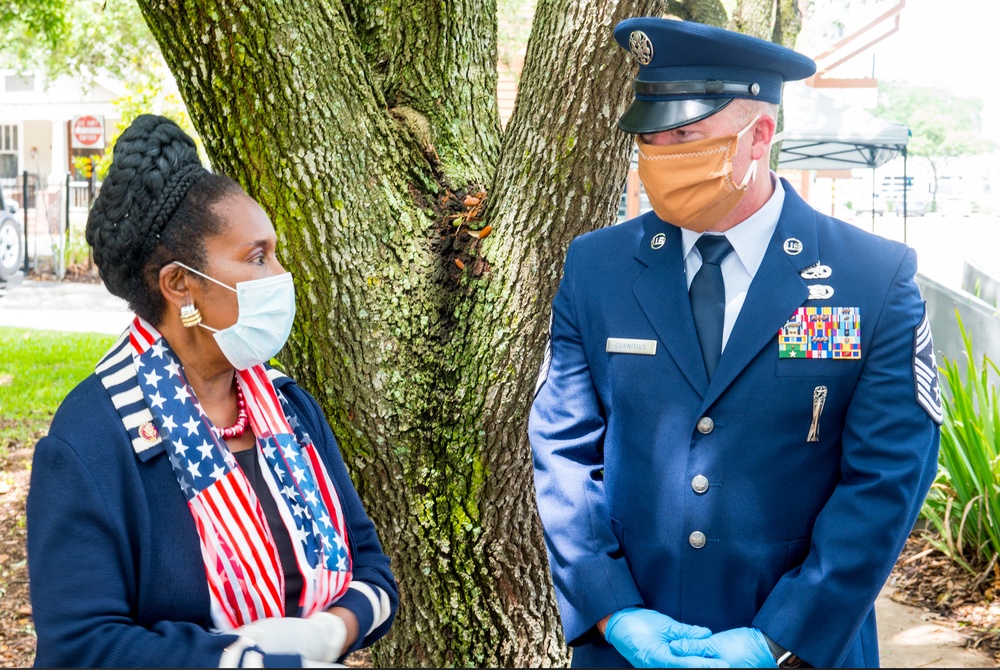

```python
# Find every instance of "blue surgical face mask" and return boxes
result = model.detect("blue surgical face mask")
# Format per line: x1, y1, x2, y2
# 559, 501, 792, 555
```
175, 262, 296, 371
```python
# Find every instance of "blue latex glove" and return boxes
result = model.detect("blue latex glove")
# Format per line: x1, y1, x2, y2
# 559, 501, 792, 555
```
668, 627, 777, 668
604, 607, 728, 668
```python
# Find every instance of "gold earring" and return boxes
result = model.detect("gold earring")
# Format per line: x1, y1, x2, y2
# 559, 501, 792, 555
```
180, 303, 202, 328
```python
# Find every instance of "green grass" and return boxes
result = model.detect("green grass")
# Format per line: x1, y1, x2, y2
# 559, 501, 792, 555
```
0, 327, 116, 451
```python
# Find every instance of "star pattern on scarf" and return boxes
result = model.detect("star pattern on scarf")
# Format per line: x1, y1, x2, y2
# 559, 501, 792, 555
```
137, 351, 231, 501
137, 345, 350, 573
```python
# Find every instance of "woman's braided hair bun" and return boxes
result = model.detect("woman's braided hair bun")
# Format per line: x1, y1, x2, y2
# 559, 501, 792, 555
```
86, 114, 207, 305
85, 115, 243, 324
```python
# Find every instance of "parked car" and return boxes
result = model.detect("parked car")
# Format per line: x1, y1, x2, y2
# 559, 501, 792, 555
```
907, 198, 929, 216
0, 189, 25, 287
894, 197, 928, 217
853, 194, 886, 217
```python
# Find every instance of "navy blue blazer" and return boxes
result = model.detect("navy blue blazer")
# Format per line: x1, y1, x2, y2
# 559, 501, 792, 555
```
529, 181, 941, 668
28, 371, 397, 668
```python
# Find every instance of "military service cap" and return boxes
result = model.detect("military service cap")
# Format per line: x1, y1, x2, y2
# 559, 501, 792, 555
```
614, 18, 817, 134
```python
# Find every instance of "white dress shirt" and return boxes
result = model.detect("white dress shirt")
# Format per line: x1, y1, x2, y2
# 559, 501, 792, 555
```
682, 174, 785, 351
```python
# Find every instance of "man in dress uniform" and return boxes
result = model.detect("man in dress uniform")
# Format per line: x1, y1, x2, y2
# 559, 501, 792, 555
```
529, 17, 942, 669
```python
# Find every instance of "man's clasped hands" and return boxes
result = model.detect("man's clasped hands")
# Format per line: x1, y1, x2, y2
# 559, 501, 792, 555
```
605, 608, 779, 668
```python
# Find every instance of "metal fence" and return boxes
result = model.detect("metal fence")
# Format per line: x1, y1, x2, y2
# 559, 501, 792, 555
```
0, 171, 99, 279
918, 268, 1000, 393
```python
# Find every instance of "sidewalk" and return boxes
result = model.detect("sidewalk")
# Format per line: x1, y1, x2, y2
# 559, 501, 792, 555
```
0, 278, 133, 334
876, 584, 995, 668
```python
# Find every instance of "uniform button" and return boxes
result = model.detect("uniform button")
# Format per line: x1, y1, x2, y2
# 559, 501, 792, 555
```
697, 416, 715, 434
689, 531, 707, 549
691, 475, 710, 494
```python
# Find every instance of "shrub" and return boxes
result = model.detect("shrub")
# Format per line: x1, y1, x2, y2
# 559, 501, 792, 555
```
920, 313, 1000, 575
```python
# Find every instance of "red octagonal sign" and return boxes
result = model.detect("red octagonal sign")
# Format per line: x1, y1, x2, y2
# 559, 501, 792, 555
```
72, 115, 105, 149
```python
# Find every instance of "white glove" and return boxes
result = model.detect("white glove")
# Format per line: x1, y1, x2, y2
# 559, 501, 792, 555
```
235, 611, 347, 663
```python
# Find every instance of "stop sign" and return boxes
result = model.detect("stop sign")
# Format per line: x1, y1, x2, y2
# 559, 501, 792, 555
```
71, 115, 105, 149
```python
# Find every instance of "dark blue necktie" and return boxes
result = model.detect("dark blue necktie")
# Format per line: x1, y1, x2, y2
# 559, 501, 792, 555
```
690, 235, 733, 381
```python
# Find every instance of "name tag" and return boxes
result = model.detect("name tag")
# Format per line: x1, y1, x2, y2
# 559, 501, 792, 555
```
606, 338, 657, 355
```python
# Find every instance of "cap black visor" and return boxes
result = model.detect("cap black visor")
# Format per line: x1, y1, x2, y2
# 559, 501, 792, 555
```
618, 97, 733, 135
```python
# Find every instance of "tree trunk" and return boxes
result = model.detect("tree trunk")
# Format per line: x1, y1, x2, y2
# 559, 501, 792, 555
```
771, 0, 803, 47
928, 159, 941, 211
664, 0, 729, 25
134, 0, 650, 665
729, 0, 773, 38
134, 0, 800, 665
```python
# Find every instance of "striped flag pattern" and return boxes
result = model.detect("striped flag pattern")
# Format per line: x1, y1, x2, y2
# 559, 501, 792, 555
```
237, 366, 352, 615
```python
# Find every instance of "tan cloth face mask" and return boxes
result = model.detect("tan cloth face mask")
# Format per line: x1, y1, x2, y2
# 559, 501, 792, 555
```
637, 115, 760, 232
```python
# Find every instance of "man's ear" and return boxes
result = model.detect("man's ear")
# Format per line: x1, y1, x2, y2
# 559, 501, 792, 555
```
159, 262, 192, 310
750, 115, 777, 161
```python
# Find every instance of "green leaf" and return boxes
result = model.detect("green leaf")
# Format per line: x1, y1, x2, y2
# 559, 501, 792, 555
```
923, 310, 1000, 572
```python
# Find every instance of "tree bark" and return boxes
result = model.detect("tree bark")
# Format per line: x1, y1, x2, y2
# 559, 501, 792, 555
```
664, 0, 728, 25
771, 0, 803, 47
341, 0, 501, 188
729, 0, 773, 38
134, 0, 801, 665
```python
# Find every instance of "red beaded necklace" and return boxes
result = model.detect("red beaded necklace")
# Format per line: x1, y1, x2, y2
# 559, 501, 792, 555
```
213, 381, 249, 440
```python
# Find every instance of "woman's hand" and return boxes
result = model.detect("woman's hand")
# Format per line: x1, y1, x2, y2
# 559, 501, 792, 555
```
235, 611, 348, 663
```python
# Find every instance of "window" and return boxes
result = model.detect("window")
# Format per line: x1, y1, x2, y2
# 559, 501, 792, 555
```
0, 124, 18, 179
4, 75, 34, 92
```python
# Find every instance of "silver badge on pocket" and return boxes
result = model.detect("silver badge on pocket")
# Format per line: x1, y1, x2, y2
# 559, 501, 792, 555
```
800, 262, 832, 279
807, 386, 828, 442
807, 285, 834, 300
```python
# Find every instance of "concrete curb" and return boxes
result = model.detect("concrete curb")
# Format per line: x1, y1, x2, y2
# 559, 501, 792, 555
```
0, 279, 132, 334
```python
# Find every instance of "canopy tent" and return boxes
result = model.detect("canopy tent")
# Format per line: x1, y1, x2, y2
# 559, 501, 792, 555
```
777, 83, 912, 234
777, 83, 910, 170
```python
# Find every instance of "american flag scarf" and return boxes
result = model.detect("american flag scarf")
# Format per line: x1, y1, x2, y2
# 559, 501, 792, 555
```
126, 317, 352, 629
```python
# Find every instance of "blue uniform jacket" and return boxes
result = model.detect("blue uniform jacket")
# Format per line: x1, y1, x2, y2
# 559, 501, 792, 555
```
28, 370, 397, 668
529, 181, 941, 668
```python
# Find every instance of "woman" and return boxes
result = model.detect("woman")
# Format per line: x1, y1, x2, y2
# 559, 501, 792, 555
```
27, 115, 397, 668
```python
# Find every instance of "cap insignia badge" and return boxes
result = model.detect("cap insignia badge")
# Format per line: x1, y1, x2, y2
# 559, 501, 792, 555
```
629, 31, 654, 65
